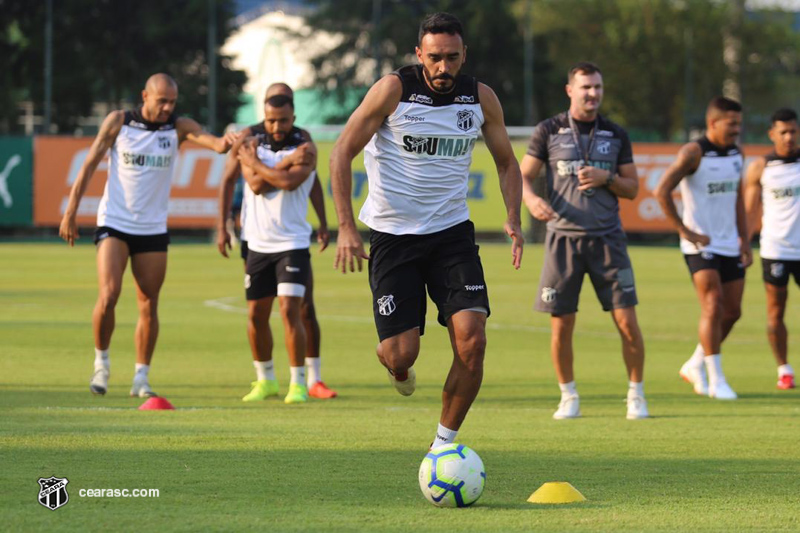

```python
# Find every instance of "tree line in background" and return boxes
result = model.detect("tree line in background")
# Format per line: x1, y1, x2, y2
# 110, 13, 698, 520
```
1, 0, 798, 140
305, 0, 800, 141
0, 0, 245, 134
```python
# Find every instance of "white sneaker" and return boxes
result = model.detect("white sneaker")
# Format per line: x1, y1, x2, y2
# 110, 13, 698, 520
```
553, 394, 581, 419
626, 393, 649, 419
679, 361, 709, 396
709, 379, 737, 400
90, 366, 109, 395
387, 367, 416, 396
130, 375, 157, 398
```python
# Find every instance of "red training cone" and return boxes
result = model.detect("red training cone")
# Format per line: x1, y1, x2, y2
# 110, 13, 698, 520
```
139, 397, 175, 410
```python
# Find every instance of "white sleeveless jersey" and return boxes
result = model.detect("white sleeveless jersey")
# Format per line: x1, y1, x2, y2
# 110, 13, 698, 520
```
759, 151, 800, 260
97, 110, 179, 235
243, 128, 314, 254
360, 65, 484, 235
679, 137, 743, 256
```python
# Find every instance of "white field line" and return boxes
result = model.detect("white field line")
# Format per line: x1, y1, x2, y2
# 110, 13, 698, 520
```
203, 296, 761, 344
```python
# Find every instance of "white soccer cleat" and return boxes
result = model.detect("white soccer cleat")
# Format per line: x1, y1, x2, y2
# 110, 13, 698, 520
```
708, 379, 737, 400
679, 361, 709, 396
626, 393, 649, 419
90, 367, 109, 395
553, 394, 581, 419
387, 367, 416, 396
130, 376, 158, 398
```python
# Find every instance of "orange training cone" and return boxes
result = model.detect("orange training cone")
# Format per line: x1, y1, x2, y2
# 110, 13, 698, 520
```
139, 397, 175, 410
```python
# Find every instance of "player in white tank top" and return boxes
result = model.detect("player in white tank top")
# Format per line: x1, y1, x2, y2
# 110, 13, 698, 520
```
216, 84, 337, 402
744, 108, 800, 390
330, 13, 523, 451
59, 73, 238, 399
656, 96, 752, 400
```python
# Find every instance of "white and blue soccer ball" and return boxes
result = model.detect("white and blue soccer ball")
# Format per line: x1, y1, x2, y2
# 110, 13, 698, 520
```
418, 443, 485, 507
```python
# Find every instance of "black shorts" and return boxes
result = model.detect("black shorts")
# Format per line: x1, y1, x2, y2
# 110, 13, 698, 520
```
684, 252, 745, 283
762, 258, 800, 287
368, 220, 490, 341
94, 226, 169, 255
536, 231, 638, 314
245, 248, 310, 300
241, 240, 249, 261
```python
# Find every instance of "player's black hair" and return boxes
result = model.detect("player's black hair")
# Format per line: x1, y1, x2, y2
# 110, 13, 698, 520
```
567, 62, 602, 84
707, 96, 742, 115
771, 107, 798, 125
418, 12, 463, 44
264, 94, 294, 109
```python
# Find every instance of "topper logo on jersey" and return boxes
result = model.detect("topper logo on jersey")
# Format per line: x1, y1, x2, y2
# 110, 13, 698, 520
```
454, 95, 475, 104
377, 295, 396, 316
402, 135, 477, 158
456, 110, 475, 131
408, 93, 433, 105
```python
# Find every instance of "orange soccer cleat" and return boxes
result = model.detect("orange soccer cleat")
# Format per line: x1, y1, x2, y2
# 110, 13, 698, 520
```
777, 374, 795, 390
308, 381, 338, 399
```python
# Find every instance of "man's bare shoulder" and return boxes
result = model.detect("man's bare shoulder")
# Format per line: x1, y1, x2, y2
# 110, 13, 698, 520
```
679, 140, 703, 160
372, 74, 403, 100
477, 82, 497, 100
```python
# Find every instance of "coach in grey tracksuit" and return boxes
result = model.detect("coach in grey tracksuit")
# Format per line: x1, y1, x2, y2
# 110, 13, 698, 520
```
520, 62, 648, 420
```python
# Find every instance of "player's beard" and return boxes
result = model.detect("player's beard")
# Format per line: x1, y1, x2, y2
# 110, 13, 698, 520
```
423, 69, 456, 94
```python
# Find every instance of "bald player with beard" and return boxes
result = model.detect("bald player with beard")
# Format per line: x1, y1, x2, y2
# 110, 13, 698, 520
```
60, 73, 238, 398
217, 83, 337, 401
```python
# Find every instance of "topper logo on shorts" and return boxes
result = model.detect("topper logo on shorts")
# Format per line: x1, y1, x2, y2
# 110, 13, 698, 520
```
38, 476, 69, 511
464, 284, 484, 291
541, 287, 557, 303
377, 295, 396, 316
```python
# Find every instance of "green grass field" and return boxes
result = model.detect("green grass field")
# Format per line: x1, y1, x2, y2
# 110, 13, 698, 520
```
1, 242, 799, 532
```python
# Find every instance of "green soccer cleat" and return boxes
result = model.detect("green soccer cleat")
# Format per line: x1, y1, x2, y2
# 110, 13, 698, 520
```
242, 379, 279, 402
284, 383, 309, 404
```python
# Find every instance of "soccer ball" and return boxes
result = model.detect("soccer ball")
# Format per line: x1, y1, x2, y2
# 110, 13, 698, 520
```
418, 443, 485, 507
